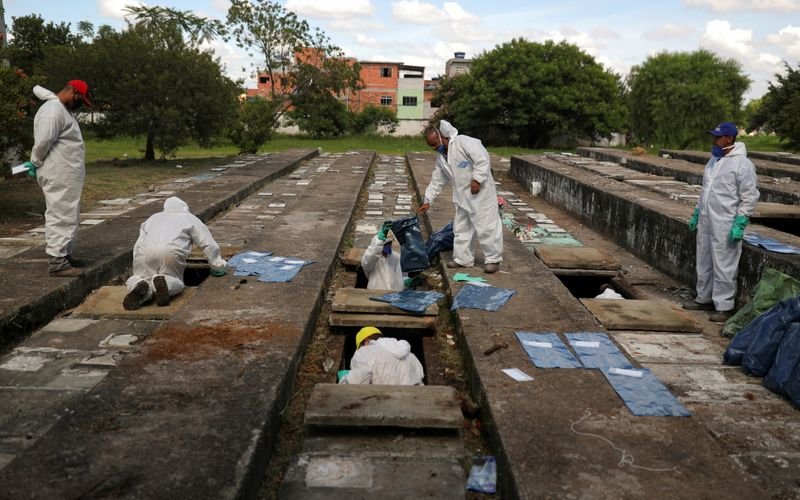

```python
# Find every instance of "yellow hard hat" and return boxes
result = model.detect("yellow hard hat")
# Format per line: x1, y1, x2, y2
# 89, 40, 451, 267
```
355, 326, 381, 349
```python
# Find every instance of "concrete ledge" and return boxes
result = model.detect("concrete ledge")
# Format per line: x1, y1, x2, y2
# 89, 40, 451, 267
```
510, 154, 800, 305
577, 147, 800, 205
660, 148, 800, 178
0, 149, 318, 349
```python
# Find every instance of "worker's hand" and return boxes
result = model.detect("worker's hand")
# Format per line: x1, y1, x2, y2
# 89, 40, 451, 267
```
688, 208, 699, 232
24, 161, 36, 178
470, 179, 481, 194
417, 203, 430, 215
729, 215, 749, 242
210, 267, 227, 277
377, 220, 393, 241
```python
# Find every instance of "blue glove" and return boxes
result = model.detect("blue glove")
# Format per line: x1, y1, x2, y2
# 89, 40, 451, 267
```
210, 267, 227, 277
729, 215, 748, 242
24, 161, 36, 178
688, 208, 699, 232
377, 220, 393, 241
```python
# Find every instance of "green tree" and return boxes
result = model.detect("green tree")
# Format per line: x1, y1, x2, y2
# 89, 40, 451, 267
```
289, 90, 350, 138
743, 97, 766, 133
123, 5, 226, 49
350, 105, 399, 134
229, 97, 280, 153
432, 39, 625, 148
226, 0, 362, 144
748, 63, 800, 150
0, 67, 44, 169
1, 14, 76, 74
69, 22, 239, 160
626, 49, 750, 149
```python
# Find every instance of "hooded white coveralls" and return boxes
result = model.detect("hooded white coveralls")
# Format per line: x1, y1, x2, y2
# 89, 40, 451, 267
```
126, 197, 226, 301
339, 337, 424, 385
31, 85, 85, 259
361, 235, 404, 291
423, 121, 503, 267
694, 142, 759, 311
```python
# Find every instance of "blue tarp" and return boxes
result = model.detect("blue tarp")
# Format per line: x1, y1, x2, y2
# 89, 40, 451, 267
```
601, 367, 691, 417
565, 332, 634, 370
228, 251, 313, 282
391, 216, 430, 273
425, 221, 454, 261
744, 233, 800, 255
763, 323, 800, 396
723, 296, 800, 367
515, 332, 582, 369
451, 285, 516, 312
371, 290, 444, 314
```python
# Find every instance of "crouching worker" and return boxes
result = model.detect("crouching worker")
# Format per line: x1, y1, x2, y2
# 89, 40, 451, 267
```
361, 221, 404, 291
123, 197, 227, 310
339, 326, 424, 385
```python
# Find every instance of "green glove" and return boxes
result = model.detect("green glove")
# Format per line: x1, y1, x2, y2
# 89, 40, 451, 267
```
210, 267, 227, 277
377, 220, 393, 241
688, 208, 699, 232
729, 215, 748, 242
24, 161, 36, 178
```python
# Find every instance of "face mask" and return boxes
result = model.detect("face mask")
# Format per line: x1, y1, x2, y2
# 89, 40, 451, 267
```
436, 144, 446, 156
711, 143, 733, 158
71, 96, 83, 110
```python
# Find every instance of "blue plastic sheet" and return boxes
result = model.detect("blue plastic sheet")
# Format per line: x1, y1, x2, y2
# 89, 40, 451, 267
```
371, 290, 444, 314
763, 323, 800, 396
743, 233, 800, 255
723, 296, 800, 367
450, 285, 516, 312
228, 251, 313, 282
601, 367, 691, 417
565, 332, 634, 370
515, 332, 582, 369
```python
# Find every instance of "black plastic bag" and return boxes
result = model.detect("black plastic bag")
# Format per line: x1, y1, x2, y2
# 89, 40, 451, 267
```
763, 323, 800, 396
391, 216, 430, 273
723, 296, 800, 367
425, 220, 454, 261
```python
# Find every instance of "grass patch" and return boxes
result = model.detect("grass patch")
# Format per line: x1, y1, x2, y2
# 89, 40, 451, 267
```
739, 134, 796, 153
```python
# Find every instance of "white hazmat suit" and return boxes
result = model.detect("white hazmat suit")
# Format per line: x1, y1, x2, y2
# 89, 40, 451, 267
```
423, 121, 503, 267
361, 235, 404, 291
694, 142, 759, 311
31, 85, 85, 262
339, 337, 424, 385
126, 197, 226, 302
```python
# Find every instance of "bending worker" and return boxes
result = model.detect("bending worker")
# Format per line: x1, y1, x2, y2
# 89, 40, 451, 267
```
30, 80, 93, 277
417, 120, 503, 274
339, 326, 424, 385
361, 221, 404, 290
123, 197, 227, 310
683, 122, 759, 323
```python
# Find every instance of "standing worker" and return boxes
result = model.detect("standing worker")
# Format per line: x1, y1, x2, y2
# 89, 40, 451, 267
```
339, 326, 424, 385
683, 122, 759, 322
360, 221, 404, 290
29, 80, 93, 277
123, 197, 227, 310
417, 120, 503, 273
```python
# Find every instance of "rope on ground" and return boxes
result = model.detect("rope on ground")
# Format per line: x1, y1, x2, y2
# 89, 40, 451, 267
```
570, 409, 678, 473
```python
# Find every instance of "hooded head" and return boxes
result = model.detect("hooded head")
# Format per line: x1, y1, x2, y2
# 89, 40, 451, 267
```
163, 197, 190, 213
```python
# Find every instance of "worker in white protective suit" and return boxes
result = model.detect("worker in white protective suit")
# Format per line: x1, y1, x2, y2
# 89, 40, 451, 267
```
683, 122, 759, 323
417, 120, 503, 274
339, 326, 424, 385
123, 197, 227, 310
361, 221, 404, 291
30, 80, 93, 277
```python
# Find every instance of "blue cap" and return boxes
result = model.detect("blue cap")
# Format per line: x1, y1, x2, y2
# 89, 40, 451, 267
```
708, 122, 738, 137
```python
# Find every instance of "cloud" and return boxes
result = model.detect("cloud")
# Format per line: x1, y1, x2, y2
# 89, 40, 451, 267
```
643, 23, 695, 39
98, 0, 142, 19
355, 33, 380, 47
391, 1, 478, 24
330, 19, 386, 31
684, 0, 800, 12
700, 20, 783, 77
441, 2, 479, 23
286, 0, 375, 19
591, 28, 622, 40
766, 25, 800, 59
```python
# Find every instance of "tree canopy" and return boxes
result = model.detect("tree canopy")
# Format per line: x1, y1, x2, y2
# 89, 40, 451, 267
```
626, 49, 750, 149
431, 38, 625, 148
748, 63, 800, 150
1, 14, 76, 75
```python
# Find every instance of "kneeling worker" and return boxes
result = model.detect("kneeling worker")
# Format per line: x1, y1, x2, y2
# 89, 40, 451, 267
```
361, 221, 404, 291
123, 196, 227, 310
339, 326, 424, 385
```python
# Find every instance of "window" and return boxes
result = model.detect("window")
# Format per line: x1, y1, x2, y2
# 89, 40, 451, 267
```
259, 76, 270, 84
380, 96, 393, 106
402, 96, 418, 106
381, 67, 392, 78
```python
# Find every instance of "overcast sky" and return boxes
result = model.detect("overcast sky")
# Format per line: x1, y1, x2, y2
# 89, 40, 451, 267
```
5, 0, 800, 100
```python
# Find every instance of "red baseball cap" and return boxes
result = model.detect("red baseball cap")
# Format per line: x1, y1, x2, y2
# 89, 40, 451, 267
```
67, 79, 93, 107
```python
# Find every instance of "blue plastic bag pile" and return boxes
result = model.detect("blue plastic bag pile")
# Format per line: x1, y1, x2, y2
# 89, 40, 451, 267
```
723, 296, 800, 407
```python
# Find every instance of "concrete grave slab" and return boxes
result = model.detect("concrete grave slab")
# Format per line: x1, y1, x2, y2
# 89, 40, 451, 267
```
329, 312, 434, 330
611, 333, 722, 364
305, 384, 461, 429
79, 219, 104, 226
331, 288, 439, 316
646, 364, 777, 405
340, 248, 365, 268
534, 246, 620, 270
70, 286, 197, 320
580, 299, 701, 332
0, 247, 30, 259
356, 224, 377, 233
752, 202, 800, 219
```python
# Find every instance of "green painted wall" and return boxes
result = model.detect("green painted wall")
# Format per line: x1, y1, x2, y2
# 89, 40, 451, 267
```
396, 89, 424, 119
